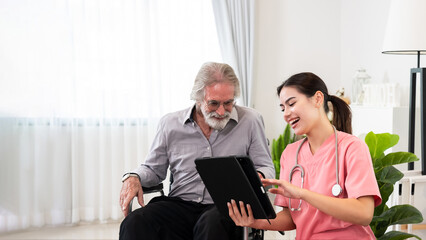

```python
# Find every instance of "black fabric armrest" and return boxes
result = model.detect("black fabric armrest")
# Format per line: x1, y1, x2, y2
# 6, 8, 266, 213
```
142, 183, 164, 194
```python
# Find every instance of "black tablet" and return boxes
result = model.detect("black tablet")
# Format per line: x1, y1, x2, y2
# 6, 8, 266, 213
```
195, 155, 276, 221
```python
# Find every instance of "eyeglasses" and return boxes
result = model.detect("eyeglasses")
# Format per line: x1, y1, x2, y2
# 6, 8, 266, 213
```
204, 100, 235, 111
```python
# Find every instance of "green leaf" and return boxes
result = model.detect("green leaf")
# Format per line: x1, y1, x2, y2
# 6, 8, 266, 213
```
273, 161, 280, 179
374, 152, 419, 169
365, 132, 399, 160
283, 124, 291, 149
275, 137, 281, 159
271, 139, 280, 179
378, 231, 422, 240
278, 133, 284, 151
372, 220, 388, 238
374, 204, 423, 225
376, 166, 403, 185
386, 205, 423, 225
374, 182, 393, 216
373, 203, 388, 219
271, 139, 277, 160
373, 205, 423, 239
271, 124, 296, 179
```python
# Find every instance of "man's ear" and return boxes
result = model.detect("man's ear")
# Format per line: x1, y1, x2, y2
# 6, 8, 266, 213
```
195, 102, 202, 113
196, 100, 202, 108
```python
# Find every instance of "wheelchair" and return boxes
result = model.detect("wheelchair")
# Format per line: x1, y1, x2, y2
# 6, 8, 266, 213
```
127, 182, 266, 240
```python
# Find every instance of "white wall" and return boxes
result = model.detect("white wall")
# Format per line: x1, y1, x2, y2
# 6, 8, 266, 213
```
253, 0, 341, 142
340, 0, 414, 106
253, 0, 425, 145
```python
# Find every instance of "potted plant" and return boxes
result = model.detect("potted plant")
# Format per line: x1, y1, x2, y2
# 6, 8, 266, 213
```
365, 132, 423, 240
271, 124, 296, 179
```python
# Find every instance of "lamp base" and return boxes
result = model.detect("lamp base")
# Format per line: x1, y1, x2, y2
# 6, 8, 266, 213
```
408, 68, 425, 175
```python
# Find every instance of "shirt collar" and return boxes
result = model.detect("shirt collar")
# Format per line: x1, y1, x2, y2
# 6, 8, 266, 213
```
183, 105, 196, 125
229, 105, 239, 123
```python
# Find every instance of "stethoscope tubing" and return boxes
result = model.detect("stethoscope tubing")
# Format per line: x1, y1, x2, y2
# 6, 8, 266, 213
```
288, 125, 342, 211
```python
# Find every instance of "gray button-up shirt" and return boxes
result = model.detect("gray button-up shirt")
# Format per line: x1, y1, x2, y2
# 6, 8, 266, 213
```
132, 104, 274, 204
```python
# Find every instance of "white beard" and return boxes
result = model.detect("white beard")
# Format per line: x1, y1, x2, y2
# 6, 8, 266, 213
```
201, 106, 231, 130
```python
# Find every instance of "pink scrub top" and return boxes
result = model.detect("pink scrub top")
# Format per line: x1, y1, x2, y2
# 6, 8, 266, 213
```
275, 131, 382, 240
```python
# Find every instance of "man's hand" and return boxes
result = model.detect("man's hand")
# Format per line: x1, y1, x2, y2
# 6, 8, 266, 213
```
120, 176, 144, 217
227, 199, 255, 227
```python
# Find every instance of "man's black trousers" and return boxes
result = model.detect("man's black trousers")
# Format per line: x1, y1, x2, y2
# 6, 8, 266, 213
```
119, 196, 242, 240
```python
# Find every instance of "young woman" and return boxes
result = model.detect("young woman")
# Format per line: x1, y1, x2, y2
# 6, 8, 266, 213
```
228, 72, 382, 239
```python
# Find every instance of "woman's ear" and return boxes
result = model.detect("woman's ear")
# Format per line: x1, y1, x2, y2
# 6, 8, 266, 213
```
313, 91, 324, 108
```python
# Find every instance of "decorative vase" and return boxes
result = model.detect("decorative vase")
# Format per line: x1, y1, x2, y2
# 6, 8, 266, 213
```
352, 68, 371, 105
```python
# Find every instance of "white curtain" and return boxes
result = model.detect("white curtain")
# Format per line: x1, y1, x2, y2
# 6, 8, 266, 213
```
0, 0, 221, 233
211, 0, 255, 107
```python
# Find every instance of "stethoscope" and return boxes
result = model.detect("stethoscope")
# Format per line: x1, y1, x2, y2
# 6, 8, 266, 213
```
289, 125, 342, 211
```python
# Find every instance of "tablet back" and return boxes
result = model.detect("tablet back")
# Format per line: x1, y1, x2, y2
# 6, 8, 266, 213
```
195, 156, 276, 220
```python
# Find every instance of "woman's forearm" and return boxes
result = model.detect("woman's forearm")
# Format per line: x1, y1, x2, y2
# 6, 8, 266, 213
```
250, 209, 296, 231
300, 189, 375, 226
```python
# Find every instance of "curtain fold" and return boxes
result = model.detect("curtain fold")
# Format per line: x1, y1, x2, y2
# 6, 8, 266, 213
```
0, 0, 221, 233
211, 0, 255, 107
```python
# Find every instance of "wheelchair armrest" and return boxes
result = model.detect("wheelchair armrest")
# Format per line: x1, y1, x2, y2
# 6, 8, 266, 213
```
127, 183, 165, 215
142, 183, 164, 194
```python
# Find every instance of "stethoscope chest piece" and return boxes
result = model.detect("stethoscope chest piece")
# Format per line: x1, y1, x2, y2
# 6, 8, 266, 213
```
332, 183, 342, 197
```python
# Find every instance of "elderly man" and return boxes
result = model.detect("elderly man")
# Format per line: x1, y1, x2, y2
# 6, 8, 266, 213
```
119, 62, 274, 240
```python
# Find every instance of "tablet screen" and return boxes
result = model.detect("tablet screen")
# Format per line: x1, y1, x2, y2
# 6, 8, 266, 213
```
195, 156, 276, 220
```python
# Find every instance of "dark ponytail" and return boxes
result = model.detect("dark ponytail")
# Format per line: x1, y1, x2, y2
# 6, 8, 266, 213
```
277, 72, 352, 134
328, 95, 352, 134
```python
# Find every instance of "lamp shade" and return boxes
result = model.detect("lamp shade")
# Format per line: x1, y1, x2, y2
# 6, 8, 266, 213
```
382, 0, 426, 55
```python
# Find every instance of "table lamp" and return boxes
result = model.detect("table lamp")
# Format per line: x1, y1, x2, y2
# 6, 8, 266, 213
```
382, 0, 426, 174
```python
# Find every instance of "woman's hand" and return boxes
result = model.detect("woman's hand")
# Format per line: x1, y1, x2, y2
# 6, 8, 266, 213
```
227, 199, 255, 227
262, 178, 304, 199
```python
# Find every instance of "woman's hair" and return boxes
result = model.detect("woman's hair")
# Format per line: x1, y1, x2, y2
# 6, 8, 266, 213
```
190, 62, 240, 102
276, 72, 352, 134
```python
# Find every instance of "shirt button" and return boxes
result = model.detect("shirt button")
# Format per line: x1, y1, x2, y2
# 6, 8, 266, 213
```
207, 147, 210, 150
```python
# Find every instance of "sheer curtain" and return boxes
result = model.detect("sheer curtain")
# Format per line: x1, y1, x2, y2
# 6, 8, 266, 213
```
0, 0, 221, 233
211, 0, 255, 107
